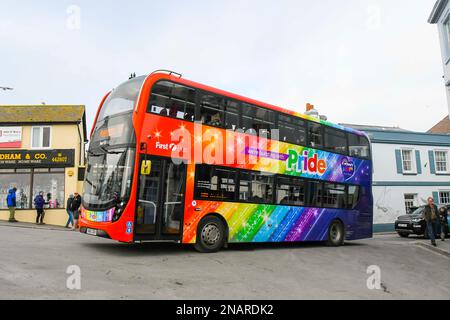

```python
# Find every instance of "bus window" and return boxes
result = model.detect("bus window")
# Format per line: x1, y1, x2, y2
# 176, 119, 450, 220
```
324, 127, 348, 155
148, 81, 196, 121
308, 122, 323, 149
200, 94, 225, 128
323, 183, 346, 209
195, 165, 236, 201
347, 185, 360, 209
239, 171, 274, 204
241, 104, 275, 137
307, 181, 323, 207
276, 177, 305, 206
278, 114, 306, 146
348, 133, 371, 159
225, 100, 239, 131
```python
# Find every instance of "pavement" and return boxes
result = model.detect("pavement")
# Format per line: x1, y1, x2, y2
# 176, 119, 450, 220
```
0, 220, 449, 300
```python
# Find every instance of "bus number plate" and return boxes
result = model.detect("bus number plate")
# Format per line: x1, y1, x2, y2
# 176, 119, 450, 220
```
86, 228, 97, 236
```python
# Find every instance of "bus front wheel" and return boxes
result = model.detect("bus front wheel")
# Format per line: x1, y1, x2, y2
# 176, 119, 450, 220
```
326, 220, 345, 247
194, 216, 226, 253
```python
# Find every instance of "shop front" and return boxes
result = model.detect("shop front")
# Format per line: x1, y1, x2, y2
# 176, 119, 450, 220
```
0, 105, 87, 226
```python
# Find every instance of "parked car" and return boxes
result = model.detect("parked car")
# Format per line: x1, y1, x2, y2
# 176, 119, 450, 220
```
395, 205, 449, 238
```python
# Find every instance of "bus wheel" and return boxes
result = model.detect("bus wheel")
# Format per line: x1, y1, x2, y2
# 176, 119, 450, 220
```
326, 220, 345, 247
194, 216, 226, 253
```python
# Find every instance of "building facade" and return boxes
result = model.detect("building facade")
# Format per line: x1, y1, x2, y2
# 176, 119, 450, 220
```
429, 0, 450, 114
345, 124, 450, 232
0, 105, 87, 226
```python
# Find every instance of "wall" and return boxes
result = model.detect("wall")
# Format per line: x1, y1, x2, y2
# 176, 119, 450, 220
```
435, 1, 450, 113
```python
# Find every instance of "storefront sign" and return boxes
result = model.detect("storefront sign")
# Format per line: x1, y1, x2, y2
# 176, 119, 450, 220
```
0, 127, 22, 148
0, 149, 75, 168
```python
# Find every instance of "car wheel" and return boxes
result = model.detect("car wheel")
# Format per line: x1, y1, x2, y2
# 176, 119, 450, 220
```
398, 232, 409, 238
194, 215, 226, 253
326, 220, 345, 247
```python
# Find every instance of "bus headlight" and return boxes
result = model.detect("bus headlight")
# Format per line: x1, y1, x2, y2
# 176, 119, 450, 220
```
112, 202, 126, 222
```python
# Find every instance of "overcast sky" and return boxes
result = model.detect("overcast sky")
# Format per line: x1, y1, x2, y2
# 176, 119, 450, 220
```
0, 0, 446, 133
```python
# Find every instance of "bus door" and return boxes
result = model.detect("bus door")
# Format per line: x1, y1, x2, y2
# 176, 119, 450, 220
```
135, 156, 186, 241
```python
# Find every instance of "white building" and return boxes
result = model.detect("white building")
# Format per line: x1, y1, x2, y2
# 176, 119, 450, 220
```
344, 124, 450, 232
429, 0, 450, 114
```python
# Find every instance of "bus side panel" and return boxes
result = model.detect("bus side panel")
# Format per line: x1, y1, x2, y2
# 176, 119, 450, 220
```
182, 201, 372, 244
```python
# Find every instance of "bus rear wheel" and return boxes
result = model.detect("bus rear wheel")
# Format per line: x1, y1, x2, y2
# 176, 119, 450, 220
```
194, 216, 226, 253
326, 220, 345, 247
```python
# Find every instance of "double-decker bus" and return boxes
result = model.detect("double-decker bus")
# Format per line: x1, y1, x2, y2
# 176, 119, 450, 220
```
80, 70, 373, 253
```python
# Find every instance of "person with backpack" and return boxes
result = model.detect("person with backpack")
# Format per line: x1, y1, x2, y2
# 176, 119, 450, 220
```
34, 191, 46, 225
6, 188, 18, 223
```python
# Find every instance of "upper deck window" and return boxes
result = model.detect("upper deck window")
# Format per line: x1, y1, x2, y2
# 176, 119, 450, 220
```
348, 133, 371, 159
278, 114, 306, 146
148, 81, 196, 121
324, 127, 348, 155
98, 76, 146, 122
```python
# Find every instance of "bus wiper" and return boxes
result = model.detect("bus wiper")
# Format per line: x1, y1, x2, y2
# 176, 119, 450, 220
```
99, 145, 124, 155
87, 150, 103, 157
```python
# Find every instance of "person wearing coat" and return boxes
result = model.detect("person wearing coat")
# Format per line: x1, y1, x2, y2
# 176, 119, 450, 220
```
34, 192, 46, 225
6, 188, 18, 223
71, 192, 82, 230
66, 194, 74, 229
423, 197, 441, 247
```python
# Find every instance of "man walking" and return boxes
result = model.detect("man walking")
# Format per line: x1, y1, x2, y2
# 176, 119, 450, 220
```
6, 188, 18, 223
66, 194, 74, 229
423, 197, 440, 247
34, 191, 46, 225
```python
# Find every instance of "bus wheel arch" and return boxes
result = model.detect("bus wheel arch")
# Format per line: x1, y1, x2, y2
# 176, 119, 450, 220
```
194, 213, 229, 253
326, 219, 345, 247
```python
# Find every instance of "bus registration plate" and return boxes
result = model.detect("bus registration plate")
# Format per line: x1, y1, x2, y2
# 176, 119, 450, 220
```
86, 228, 97, 236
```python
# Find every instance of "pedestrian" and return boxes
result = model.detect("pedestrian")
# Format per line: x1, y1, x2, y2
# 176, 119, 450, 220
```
439, 206, 448, 242
6, 187, 18, 223
66, 194, 74, 229
71, 192, 82, 230
423, 197, 440, 247
34, 191, 46, 225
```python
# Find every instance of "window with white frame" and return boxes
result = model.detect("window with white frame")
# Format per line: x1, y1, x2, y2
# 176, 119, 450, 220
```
401, 149, 414, 173
435, 151, 449, 173
439, 191, 450, 205
404, 194, 418, 213
31, 126, 51, 149
446, 18, 450, 58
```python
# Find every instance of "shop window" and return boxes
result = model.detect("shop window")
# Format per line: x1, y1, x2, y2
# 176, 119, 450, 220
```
31, 126, 51, 149
32, 171, 65, 209
0, 172, 31, 209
